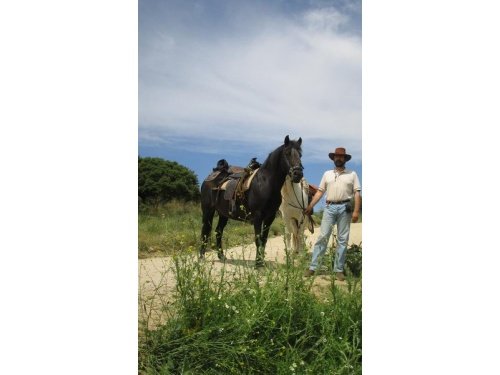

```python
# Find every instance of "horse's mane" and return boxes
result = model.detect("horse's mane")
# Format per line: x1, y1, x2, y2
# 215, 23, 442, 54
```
260, 140, 302, 170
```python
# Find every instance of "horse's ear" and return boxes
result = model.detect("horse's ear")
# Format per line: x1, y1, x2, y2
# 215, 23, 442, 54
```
284, 135, 290, 146
297, 137, 302, 146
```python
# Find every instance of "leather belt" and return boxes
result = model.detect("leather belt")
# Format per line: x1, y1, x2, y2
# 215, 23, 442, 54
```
326, 199, 350, 205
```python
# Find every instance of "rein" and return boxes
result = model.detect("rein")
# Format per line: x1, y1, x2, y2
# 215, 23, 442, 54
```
286, 178, 308, 227
287, 179, 306, 210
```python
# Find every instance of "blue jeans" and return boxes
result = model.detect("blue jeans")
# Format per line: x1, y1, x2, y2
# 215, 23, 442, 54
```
309, 203, 351, 272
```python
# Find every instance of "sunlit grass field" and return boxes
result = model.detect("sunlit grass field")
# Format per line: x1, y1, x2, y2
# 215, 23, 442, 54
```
138, 201, 362, 374
139, 200, 287, 259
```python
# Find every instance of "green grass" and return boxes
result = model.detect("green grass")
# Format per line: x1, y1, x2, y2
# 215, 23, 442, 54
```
139, 201, 289, 258
138, 201, 362, 374
139, 253, 362, 374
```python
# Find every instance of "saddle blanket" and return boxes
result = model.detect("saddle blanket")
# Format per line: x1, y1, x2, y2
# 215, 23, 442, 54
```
220, 168, 259, 200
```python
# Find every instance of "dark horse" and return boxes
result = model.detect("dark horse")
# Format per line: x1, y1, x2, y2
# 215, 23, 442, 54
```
200, 135, 304, 267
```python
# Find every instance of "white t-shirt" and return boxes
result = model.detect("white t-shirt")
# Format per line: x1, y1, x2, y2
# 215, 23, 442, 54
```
318, 169, 361, 202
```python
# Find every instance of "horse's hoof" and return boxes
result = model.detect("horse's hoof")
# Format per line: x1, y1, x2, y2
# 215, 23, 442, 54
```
199, 252, 205, 260
218, 253, 226, 261
254, 262, 265, 269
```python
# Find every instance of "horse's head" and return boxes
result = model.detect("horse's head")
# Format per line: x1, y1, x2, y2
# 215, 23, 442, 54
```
283, 135, 303, 183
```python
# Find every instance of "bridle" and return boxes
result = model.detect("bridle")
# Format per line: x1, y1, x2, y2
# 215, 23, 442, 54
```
285, 177, 309, 228
285, 178, 305, 209
282, 145, 310, 229
284, 146, 304, 180
288, 165, 303, 179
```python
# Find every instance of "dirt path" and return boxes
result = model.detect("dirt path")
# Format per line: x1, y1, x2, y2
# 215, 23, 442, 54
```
139, 223, 362, 327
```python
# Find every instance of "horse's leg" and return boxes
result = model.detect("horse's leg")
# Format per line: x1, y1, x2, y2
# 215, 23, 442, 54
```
297, 219, 306, 255
262, 215, 276, 248
255, 215, 276, 267
254, 214, 265, 268
286, 217, 300, 254
200, 207, 215, 259
215, 215, 228, 260
283, 214, 292, 251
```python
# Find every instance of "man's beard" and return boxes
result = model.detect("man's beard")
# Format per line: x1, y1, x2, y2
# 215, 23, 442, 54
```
334, 160, 345, 168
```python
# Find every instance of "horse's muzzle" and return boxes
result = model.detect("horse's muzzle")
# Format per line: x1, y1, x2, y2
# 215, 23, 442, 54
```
290, 166, 303, 183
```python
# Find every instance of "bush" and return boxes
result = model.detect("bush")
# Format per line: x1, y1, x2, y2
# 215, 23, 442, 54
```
139, 157, 201, 205
344, 243, 362, 278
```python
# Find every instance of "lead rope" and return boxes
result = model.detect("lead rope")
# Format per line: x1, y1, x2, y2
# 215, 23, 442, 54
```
288, 178, 307, 227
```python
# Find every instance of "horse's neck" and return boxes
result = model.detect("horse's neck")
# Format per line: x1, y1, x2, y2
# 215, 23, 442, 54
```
283, 178, 307, 204
262, 148, 288, 184
262, 169, 287, 195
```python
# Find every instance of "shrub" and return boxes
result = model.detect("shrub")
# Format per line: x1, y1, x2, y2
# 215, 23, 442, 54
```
139, 157, 201, 205
344, 243, 362, 278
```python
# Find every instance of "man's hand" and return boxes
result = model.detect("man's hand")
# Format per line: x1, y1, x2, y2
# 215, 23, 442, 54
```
305, 190, 323, 216
352, 211, 359, 223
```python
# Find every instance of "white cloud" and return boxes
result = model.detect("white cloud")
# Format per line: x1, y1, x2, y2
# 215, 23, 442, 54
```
139, 3, 361, 162
303, 7, 348, 32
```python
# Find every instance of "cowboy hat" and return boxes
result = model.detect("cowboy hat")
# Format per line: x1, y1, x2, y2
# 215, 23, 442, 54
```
328, 147, 352, 161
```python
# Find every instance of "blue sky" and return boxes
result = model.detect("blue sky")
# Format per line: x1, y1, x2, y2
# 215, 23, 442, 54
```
7, 1, 500, 370
139, 0, 361, 205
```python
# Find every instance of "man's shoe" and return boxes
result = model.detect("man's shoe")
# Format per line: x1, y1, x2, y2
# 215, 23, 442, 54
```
335, 272, 345, 281
304, 269, 315, 277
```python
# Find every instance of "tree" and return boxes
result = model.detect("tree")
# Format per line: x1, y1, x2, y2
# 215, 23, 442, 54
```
138, 157, 201, 204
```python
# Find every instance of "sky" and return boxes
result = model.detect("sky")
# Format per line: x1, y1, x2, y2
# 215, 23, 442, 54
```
139, 0, 362, 204
5, 2, 500, 373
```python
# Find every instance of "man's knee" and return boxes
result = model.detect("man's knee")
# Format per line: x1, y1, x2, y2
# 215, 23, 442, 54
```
316, 233, 330, 246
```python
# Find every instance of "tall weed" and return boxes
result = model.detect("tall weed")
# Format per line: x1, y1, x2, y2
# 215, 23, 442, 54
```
139, 253, 361, 374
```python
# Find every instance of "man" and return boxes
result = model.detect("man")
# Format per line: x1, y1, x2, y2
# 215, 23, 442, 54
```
303, 147, 361, 281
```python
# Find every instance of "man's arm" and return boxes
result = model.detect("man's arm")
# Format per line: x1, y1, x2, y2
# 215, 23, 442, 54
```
304, 190, 324, 215
352, 190, 361, 223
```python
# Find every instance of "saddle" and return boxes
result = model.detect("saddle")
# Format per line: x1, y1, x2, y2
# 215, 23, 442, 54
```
203, 159, 245, 189
203, 158, 261, 216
